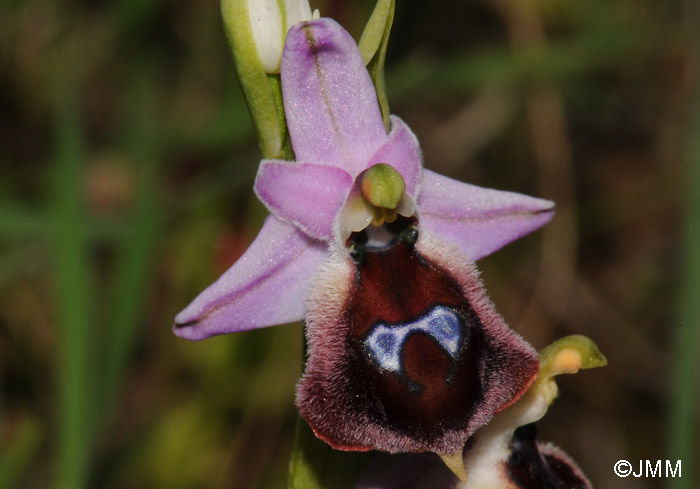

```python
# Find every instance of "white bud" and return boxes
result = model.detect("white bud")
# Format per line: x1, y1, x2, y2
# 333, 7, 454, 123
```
248, 0, 313, 73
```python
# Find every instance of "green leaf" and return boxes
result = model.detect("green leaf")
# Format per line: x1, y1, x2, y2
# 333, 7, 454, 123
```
287, 417, 373, 489
359, 0, 395, 131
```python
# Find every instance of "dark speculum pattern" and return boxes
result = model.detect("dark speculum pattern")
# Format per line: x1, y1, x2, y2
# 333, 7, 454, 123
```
507, 424, 591, 489
364, 304, 465, 393
345, 237, 484, 434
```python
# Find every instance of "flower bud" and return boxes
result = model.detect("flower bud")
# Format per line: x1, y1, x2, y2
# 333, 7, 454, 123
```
248, 0, 315, 73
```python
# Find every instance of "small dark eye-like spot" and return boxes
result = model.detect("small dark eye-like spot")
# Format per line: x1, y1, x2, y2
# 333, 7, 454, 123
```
348, 242, 366, 263
401, 225, 419, 247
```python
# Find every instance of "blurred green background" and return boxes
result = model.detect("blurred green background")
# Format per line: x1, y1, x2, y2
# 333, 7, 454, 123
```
1, 0, 698, 488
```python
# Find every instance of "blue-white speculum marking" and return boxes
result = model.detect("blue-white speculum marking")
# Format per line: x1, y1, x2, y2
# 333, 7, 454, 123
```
364, 305, 465, 375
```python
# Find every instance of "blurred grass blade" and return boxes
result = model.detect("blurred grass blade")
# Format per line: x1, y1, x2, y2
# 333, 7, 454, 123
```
0, 418, 43, 488
50, 50, 95, 489
100, 65, 161, 417
668, 57, 700, 489
99, 161, 159, 417
287, 417, 372, 489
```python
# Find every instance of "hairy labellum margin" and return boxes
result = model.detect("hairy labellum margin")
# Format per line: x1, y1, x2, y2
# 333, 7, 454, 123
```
297, 219, 539, 455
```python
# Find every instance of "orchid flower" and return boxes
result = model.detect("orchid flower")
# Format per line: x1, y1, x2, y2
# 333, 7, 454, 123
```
174, 18, 556, 462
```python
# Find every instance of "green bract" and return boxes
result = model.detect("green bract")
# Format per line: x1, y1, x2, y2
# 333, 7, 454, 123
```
221, 0, 309, 158
358, 0, 395, 131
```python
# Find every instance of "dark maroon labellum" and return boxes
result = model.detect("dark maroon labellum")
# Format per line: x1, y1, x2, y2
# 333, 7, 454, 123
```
345, 240, 488, 437
297, 223, 539, 454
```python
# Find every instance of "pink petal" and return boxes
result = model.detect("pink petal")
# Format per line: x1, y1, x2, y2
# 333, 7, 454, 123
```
418, 170, 555, 261
367, 116, 423, 198
255, 160, 353, 241
281, 18, 387, 176
173, 216, 327, 340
